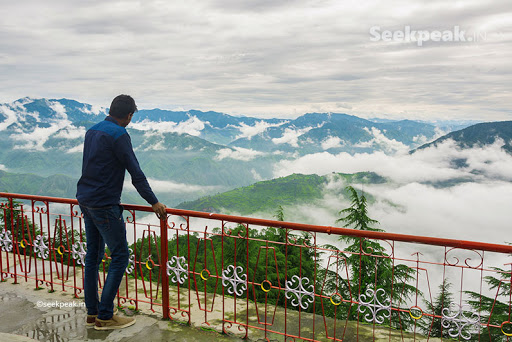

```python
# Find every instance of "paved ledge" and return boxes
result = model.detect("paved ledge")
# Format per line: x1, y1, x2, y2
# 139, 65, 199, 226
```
0, 332, 38, 342
0, 280, 242, 342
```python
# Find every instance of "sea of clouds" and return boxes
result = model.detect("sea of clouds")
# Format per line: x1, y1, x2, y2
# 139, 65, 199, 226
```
272, 139, 512, 246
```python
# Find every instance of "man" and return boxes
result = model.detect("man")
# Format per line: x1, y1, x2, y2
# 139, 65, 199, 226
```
76, 94, 166, 330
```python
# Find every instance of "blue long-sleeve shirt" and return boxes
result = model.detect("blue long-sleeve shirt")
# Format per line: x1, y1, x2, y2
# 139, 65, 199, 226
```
76, 116, 158, 207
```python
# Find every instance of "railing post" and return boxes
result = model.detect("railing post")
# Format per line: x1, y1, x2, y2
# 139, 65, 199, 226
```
160, 215, 170, 319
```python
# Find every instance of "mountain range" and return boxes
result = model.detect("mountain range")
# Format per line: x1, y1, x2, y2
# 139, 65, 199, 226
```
0, 97, 510, 208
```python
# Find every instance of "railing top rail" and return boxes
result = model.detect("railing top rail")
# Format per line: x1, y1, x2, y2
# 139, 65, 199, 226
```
1, 192, 512, 254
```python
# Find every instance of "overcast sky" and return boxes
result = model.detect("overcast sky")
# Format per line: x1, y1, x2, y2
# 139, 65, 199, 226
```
1, 0, 511, 120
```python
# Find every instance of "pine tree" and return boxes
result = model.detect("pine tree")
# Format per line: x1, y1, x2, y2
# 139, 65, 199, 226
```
421, 280, 455, 338
335, 186, 416, 326
466, 266, 512, 341
274, 205, 285, 222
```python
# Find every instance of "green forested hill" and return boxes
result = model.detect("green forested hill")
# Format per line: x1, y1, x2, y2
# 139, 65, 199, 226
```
177, 172, 386, 215
0, 170, 145, 204
0, 170, 77, 198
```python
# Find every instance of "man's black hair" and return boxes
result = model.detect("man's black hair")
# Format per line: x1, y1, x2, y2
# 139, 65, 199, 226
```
109, 94, 138, 119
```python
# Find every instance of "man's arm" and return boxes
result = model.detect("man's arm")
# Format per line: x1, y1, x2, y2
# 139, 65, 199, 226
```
114, 134, 167, 219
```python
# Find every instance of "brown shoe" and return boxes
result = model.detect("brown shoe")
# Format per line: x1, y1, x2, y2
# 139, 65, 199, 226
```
86, 307, 119, 326
94, 314, 136, 330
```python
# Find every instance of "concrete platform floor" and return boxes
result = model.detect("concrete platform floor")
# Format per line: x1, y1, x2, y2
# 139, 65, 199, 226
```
0, 280, 243, 342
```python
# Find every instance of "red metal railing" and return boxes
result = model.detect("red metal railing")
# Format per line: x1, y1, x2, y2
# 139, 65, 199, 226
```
1, 192, 511, 341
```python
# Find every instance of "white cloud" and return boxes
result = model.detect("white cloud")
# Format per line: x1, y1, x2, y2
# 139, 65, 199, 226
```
267, 179, 512, 250
2, 1, 511, 121
9, 100, 72, 151
11, 126, 60, 151
368, 181, 512, 245
251, 169, 263, 181
124, 178, 221, 193
413, 127, 448, 146
54, 126, 86, 139
274, 139, 512, 184
48, 101, 68, 119
80, 104, 105, 115
0, 99, 41, 131
355, 127, 409, 153
0, 106, 19, 131
412, 134, 429, 146
321, 136, 345, 150
271, 127, 313, 147
66, 143, 83, 153
136, 131, 166, 151
130, 116, 206, 136
234, 120, 288, 140
0, 164, 6, 171
215, 147, 265, 161
143, 141, 166, 151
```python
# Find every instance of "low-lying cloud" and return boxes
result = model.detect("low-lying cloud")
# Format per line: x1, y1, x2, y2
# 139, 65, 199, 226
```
0, 99, 86, 152
321, 136, 345, 150
131, 116, 206, 136
354, 127, 409, 153
67, 143, 84, 153
80, 104, 105, 116
0, 98, 41, 131
124, 178, 221, 194
234, 120, 288, 140
270, 139, 512, 246
9, 100, 74, 151
215, 147, 265, 161
0, 106, 20, 131
275, 139, 512, 184
54, 126, 86, 140
272, 127, 313, 147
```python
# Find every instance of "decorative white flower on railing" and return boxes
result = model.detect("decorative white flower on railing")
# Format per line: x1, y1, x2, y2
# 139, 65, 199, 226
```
285, 275, 314, 310
222, 265, 247, 296
33, 235, 49, 259
442, 304, 480, 340
166, 256, 188, 284
126, 248, 135, 274
0, 229, 13, 252
71, 241, 86, 265
358, 288, 391, 324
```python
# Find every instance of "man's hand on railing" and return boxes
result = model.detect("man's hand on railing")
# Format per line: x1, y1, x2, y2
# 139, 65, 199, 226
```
152, 202, 167, 220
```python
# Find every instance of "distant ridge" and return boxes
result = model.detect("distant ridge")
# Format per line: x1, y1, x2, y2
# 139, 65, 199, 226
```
415, 121, 512, 153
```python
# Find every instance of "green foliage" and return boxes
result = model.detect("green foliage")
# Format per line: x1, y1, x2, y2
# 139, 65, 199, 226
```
465, 267, 512, 342
0, 170, 77, 198
336, 186, 380, 233
178, 173, 327, 214
178, 172, 386, 215
274, 205, 285, 222
419, 280, 455, 338
333, 186, 417, 327
129, 223, 318, 313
